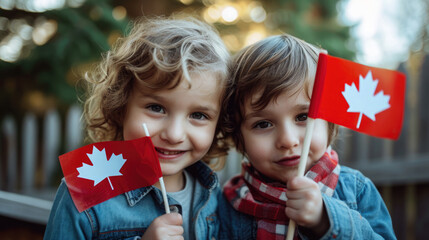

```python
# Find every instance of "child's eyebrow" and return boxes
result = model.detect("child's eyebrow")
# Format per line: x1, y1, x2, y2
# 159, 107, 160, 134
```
195, 106, 220, 115
295, 103, 310, 111
243, 103, 310, 120
137, 91, 160, 100
243, 111, 263, 121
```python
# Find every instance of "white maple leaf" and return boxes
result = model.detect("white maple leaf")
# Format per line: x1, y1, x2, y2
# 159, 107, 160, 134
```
342, 71, 391, 129
77, 146, 127, 190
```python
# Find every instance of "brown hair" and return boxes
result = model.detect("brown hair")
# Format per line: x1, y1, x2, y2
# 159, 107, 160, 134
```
83, 16, 230, 168
224, 34, 338, 154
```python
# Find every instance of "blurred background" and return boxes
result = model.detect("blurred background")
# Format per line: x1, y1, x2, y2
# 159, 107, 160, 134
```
0, 0, 428, 239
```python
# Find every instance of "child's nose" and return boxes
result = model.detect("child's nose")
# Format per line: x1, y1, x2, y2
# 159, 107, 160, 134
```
160, 118, 186, 144
276, 123, 299, 150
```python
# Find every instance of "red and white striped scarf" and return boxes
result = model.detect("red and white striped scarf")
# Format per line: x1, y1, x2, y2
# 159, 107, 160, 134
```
223, 150, 341, 240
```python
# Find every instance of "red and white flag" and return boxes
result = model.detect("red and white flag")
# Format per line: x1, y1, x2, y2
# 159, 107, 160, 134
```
288, 52, 407, 240
59, 136, 162, 212
309, 53, 406, 139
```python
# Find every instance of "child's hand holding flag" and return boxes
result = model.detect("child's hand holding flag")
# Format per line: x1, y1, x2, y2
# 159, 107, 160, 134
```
59, 123, 168, 213
286, 53, 406, 240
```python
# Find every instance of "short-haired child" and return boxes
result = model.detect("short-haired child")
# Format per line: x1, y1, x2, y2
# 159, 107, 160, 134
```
218, 34, 396, 239
44, 16, 230, 240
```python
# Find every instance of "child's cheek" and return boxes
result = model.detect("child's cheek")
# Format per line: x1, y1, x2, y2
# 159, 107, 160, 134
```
310, 119, 329, 162
192, 125, 217, 156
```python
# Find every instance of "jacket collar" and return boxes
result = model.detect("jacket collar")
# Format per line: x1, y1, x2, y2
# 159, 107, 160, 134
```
124, 161, 218, 207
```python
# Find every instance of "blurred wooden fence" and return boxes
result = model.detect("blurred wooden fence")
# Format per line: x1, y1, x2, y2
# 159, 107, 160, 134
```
335, 55, 429, 240
0, 105, 82, 224
0, 56, 428, 240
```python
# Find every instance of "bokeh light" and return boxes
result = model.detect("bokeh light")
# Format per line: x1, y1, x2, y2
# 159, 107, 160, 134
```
244, 29, 266, 47
0, 0, 14, 10
112, 6, 127, 21
249, 5, 266, 23
0, 35, 23, 62
179, 0, 194, 5
203, 5, 221, 23
32, 19, 57, 46
16, 0, 66, 13
221, 6, 238, 23
0, 0, 89, 62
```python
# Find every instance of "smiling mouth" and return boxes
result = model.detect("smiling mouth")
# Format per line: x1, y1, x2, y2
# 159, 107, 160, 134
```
155, 148, 185, 155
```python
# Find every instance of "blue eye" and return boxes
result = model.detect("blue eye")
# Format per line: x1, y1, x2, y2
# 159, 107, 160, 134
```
296, 113, 308, 122
253, 121, 272, 129
190, 112, 208, 120
147, 104, 165, 113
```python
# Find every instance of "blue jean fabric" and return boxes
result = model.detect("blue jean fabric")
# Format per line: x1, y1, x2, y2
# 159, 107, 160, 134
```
44, 161, 220, 240
218, 166, 397, 240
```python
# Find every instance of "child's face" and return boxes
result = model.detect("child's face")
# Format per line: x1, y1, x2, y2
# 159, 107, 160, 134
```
240, 88, 329, 184
122, 73, 222, 179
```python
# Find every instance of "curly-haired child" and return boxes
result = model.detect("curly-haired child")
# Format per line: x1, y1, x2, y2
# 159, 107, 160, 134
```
45, 16, 230, 240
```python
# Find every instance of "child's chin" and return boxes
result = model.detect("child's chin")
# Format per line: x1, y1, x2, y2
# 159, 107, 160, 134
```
260, 173, 292, 186
276, 173, 297, 185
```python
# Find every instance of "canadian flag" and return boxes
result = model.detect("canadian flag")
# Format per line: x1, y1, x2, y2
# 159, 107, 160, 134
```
59, 136, 162, 212
288, 53, 407, 239
309, 53, 406, 139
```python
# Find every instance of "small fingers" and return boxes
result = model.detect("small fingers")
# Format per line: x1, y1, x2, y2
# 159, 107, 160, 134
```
142, 213, 184, 240
286, 205, 319, 227
287, 177, 302, 190
164, 212, 183, 226
285, 198, 303, 210
170, 236, 185, 240
168, 225, 184, 236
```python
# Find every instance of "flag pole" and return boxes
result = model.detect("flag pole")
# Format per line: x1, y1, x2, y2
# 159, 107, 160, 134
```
286, 117, 315, 240
142, 123, 170, 214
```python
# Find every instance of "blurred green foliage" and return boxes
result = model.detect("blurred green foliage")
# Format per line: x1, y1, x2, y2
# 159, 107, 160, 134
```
0, 0, 128, 117
216, 0, 354, 58
0, 0, 353, 118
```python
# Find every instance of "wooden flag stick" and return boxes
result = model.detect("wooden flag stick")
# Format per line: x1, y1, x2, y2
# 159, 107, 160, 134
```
142, 123, 170, 214
286, 118, 315, 240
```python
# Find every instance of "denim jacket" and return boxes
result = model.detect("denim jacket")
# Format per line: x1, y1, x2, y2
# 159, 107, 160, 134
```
44, 161, 220, 240
218, 166, 396, 240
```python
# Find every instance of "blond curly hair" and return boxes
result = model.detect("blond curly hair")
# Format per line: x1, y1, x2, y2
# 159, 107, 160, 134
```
83, 16, 230, 168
